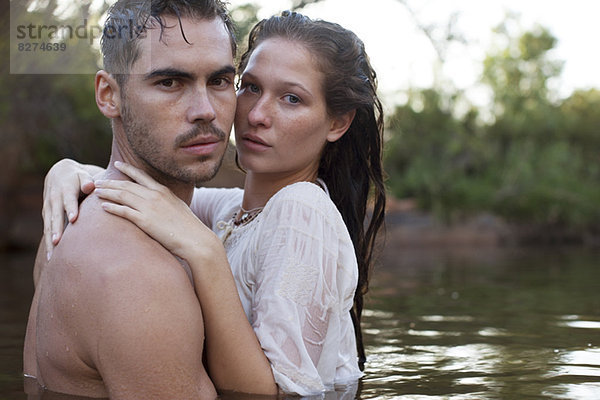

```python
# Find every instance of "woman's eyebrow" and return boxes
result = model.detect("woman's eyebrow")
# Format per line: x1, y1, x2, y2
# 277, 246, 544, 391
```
241, 71, 312, 96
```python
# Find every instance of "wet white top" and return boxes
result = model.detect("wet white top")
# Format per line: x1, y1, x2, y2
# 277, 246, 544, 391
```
191, 182, 363, 396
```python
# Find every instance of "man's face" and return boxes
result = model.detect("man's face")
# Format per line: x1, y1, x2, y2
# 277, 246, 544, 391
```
119, 16, 236, 186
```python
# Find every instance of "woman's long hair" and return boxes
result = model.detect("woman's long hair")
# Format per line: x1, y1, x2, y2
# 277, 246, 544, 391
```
238, 11, 386, 370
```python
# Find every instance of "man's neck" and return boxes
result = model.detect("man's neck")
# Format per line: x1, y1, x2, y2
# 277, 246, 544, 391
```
107, 141, 194, 205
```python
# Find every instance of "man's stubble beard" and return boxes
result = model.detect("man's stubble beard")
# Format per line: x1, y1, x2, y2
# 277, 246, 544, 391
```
120, 100, 227, 187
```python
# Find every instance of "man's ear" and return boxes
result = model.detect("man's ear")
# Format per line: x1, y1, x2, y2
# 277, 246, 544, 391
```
95, 70, 121, 118
326, 109, 356, 143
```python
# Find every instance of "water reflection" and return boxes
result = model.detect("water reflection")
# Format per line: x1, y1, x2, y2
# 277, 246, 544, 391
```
360, 246, 600, 399
2, 247, 600, 398
557, 315, 600, 330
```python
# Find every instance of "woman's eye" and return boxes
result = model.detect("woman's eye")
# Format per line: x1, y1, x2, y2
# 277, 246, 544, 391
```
239, 82, 260, 95
285, 94, 301, 104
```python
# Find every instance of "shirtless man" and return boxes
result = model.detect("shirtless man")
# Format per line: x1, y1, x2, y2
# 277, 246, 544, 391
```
23, 0, 237, 398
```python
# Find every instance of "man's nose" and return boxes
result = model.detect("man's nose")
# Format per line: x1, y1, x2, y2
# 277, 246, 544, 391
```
187, 88, 216, 123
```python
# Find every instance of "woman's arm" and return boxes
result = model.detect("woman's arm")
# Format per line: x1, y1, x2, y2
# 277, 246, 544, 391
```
42, 159, 104, 257
95, 162, 278, 395
183, 237, 278, 395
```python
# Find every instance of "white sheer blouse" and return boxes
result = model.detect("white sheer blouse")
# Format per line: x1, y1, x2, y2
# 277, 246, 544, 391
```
190, 181, 362, 396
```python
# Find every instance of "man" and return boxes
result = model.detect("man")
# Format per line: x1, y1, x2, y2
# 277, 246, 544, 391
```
23, 0, 237, 397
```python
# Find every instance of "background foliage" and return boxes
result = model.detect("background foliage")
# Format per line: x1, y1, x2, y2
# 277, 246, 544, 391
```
1, 1, 598, 247
384, 16, 600, 237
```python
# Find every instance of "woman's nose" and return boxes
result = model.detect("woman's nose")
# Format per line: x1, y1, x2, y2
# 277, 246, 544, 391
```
246, 96, 272, 128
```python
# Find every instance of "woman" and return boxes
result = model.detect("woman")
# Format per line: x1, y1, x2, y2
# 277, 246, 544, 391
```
43, 11, 386, 396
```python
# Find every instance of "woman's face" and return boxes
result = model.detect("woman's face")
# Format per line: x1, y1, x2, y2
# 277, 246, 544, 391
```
234, 38, 338, 181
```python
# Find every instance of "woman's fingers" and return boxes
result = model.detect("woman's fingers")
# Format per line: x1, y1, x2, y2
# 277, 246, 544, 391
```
51, 196, 66, 244
63, 188, 80, 224
42, 159, 98, 259
80, 175, 96, 195
94, 180, 156, 212
42, 186, 65, 257
42, 204, 58, 260
96, 166, 209, 261
114, 161, 164, 191
65, 171, 95, 223
95, 179, 148, 197
95, 187, 145, 211
101, 202, 142, 225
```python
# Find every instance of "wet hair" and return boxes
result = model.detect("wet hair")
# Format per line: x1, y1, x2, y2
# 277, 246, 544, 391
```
239, 11, 386, 370
101, 0, 236, 87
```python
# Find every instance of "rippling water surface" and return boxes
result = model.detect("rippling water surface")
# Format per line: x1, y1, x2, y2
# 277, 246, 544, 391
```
1, 247, 599, 399
360, 247, 600, 399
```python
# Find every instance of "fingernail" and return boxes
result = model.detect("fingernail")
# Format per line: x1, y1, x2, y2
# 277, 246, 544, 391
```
68, 213, 75, 221
52, 233, 58, 242
46, 251, 52, 261
114, 161, 122, 167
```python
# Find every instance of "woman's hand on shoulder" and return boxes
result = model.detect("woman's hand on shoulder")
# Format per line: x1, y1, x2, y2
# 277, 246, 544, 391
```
43, 159, 101, 256
96, 162, 223, 264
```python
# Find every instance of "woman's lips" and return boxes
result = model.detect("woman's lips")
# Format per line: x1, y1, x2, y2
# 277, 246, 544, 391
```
241, 133, 271, 152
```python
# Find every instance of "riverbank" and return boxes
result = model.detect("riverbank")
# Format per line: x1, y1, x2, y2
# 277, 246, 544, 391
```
383, 196, 600, 250
2, 173, 598, 251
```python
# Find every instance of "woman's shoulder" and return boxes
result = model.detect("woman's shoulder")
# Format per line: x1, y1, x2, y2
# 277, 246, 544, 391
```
267, 181, 333, 211
262, 181, 341, 225
191, 186, 244, 223
196, 186, 244, 196
194, 186, 243, 206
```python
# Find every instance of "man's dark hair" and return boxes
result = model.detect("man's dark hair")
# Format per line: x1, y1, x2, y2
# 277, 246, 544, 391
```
101, 0, 236, 86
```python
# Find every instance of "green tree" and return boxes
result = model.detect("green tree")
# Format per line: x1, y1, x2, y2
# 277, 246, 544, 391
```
230, 2, 259, 59
4, 0, 112, 174
483, 20, 563, 118
385, 89, 490, 221
482, 20, 598, 229
1, 0, 111, 247
384, 16, 600, 237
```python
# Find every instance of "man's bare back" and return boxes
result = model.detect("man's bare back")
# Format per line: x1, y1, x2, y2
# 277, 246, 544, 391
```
24, 191, 215, 398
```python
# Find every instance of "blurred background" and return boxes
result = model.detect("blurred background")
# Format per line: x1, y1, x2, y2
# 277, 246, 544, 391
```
2, 0, 599, 249
1, 1, 599, 398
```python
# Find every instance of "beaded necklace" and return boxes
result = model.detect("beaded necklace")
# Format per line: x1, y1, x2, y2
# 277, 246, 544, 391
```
232, 205, 263, 227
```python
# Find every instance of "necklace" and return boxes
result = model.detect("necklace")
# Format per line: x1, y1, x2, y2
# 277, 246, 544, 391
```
233, 205, 263, 226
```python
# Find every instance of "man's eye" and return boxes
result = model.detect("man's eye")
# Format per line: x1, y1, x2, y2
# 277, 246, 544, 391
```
159, 79, 175, 88
211, 77, 231, 88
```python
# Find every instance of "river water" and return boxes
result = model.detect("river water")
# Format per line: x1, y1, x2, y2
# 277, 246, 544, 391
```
1, 246, 599, 399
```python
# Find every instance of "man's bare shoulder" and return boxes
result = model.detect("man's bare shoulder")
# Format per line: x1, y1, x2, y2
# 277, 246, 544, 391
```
57, 194, 191, 284
43, 192, 197, 328
33, 194, 210, 398
41, 194, 197, 329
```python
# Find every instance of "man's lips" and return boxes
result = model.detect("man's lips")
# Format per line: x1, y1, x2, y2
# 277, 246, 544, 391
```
180, 137, 222, 156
